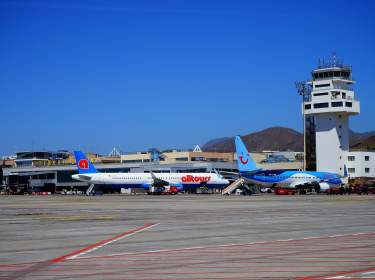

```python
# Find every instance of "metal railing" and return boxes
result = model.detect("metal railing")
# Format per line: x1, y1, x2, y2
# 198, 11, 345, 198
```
330, 95, 356, 101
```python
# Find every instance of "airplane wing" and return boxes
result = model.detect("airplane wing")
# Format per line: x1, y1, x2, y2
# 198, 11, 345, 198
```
289, 180, 314, 188
240, 169, 263, 175
77, 174, 92, 181
218, 171, 239, 175
219, 169, 263, 176
150, 171, 170, 187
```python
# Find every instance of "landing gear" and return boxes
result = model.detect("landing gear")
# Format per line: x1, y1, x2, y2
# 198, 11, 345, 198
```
197, 182, 209, 194
313, 183, 321, 194
295, 183, 320, 195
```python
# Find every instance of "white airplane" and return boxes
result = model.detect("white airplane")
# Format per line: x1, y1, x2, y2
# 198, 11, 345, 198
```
72, 151, 229, 194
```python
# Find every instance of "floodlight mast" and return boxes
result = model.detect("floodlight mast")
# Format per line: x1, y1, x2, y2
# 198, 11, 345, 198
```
295, 80, 310, 171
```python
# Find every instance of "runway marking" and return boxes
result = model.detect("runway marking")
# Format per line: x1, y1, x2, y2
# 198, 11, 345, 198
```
300, 268, 375, 279
3, 230, 374, 280
50, 222, 159, 262
72, 231, 375, 260
3, 223, 159, 280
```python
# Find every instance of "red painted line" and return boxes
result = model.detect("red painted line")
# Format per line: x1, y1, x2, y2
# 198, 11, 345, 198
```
50, 223, 158, 263
0, 260, 48, 268
298, 267, 375, 280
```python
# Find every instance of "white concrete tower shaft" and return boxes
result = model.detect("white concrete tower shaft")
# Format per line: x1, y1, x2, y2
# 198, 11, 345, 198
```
303, 56, 360, 175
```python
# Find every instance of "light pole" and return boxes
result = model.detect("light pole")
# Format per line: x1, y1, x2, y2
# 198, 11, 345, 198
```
295, 81, 309, 171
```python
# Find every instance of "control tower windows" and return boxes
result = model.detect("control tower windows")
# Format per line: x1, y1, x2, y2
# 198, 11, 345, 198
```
315, 84, 330, 88
331, 91, 340, 99
332, 101, 343, 107
314, 92, 328, 96
313, 102, 329, 109
313, 70, 351, 80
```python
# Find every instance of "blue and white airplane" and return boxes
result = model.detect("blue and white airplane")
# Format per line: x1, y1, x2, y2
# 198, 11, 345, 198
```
71, 151, 229, 194
234, 136, 344, 192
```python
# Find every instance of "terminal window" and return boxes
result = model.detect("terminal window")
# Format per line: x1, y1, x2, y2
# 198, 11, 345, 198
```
348, 156, 355, 161
365, 156, 370, 161
365, 168, 370, 173
348, 168, 355, 173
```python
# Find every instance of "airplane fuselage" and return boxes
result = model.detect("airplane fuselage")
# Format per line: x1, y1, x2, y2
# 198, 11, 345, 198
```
72, 172, 229, 190
240, 170, 342, 190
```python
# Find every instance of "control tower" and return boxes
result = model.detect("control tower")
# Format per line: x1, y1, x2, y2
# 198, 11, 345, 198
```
302, 54, 360, 175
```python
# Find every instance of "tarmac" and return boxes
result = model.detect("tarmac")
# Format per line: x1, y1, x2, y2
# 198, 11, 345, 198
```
0, 194, 374, 279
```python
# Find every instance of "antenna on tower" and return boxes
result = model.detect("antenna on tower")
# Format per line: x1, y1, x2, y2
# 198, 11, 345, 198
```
295, 81, 311, 102
332, 51, 337, 67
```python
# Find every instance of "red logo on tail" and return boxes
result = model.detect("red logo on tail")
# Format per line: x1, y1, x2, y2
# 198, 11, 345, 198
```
78, 159, 89, 169
239, 155, 249, 164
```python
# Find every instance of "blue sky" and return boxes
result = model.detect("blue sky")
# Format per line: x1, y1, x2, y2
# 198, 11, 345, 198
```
0, 0, 374, 155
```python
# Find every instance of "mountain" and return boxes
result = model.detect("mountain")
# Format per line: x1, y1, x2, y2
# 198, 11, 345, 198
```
202, 127, 303, 152
349, 130, 375, 146
202, 127, 375, 153
350, 135, 375, 151
202, 137, 232, 150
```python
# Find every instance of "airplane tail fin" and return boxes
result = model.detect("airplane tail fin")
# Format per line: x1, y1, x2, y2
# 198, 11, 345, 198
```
73, 151, 98, 174
234, 136, 258, 173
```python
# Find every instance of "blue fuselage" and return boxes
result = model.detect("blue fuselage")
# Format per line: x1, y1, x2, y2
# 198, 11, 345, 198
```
240, 169, 342, 188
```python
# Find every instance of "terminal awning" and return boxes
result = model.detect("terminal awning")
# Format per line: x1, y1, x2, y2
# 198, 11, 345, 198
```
9, 171, 55, 176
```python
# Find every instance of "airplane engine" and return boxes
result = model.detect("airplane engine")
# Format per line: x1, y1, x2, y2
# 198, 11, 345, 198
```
319, 182, 330, 192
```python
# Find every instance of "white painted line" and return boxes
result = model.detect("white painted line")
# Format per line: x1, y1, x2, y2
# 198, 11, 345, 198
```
66, 223, 160, 260
73, 231, 375, 260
